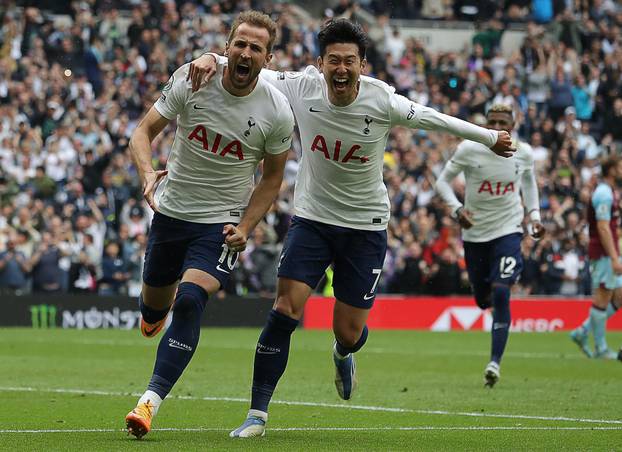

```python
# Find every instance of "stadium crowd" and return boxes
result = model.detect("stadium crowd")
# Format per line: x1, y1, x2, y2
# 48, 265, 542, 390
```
0, 0, 620, 297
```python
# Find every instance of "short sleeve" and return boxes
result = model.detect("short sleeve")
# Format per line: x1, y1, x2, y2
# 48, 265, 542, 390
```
593, 186, 613, 221
265, 105, 295, 155
154, 65, 191, 120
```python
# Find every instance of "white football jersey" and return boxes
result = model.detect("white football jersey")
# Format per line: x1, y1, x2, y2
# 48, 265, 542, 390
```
260, 65, 499, 230
436, 140, 539, 242
153, 62, 294, 224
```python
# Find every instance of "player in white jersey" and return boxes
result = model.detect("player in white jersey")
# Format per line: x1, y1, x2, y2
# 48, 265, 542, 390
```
435, 104, 544, 387
188, 19, 514, 437
123, 11, 295, 439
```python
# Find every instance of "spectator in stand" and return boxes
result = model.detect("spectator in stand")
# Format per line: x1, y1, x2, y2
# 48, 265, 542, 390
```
0, 236, 30, 294
0, 1, 619, 298
30, 231, 65, 293
99, 241, 130, 295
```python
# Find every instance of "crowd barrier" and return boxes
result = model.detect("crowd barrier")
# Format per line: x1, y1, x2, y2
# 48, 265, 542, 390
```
3, 295, 619, 331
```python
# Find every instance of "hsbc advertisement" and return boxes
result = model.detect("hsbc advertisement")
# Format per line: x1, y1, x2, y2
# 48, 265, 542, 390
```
303, 296, 622, 332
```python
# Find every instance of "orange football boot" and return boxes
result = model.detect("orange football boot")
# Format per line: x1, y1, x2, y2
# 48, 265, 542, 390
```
126, 400, 155, 439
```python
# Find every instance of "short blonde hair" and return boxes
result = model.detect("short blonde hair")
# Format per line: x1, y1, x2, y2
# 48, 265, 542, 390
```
227, 11, 277, 53
487, 104, 515, 119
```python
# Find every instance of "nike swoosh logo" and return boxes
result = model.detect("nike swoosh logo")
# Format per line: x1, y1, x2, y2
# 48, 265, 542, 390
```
193, 104, 207, 110
309, 107, 323, 113
363, 293, 375, 300
216, 264, 230, 274
143, 325, 160, 336
168, 343, 192, 351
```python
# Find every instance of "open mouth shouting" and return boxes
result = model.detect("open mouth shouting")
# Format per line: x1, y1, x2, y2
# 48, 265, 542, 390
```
333, 76, 350, 94
234, 61, 251, 82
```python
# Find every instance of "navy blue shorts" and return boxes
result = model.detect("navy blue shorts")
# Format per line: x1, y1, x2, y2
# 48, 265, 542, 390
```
463, 233, 523, 292
142, 212, 239, 289
277, 216, 387, 309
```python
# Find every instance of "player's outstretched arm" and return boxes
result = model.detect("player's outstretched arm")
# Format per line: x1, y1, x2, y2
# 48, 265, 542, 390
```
416, 105, 514, 157
128, 107, 170, 212
391, 96, 514, 157
224, 151, 289, 252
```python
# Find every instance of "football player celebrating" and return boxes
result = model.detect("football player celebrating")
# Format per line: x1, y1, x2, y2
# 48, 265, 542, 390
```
189, 19, 515, 437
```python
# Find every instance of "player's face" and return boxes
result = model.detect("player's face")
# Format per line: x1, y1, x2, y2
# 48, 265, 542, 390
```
486, 112, 514, 133
318, 43, 366, 106
224, 23, 272, 95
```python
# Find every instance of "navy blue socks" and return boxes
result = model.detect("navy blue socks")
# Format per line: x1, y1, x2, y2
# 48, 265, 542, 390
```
148, 282, 208, 399
490, 284, 511, 364
250, 309, 299, 413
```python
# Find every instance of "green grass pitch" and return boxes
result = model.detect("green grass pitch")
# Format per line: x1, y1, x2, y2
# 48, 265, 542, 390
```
0, 328, 620, 450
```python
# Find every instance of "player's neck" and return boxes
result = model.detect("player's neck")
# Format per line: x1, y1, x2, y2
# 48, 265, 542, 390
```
221, 68, 258, 97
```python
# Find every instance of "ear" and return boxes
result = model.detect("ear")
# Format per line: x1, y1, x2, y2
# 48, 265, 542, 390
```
360, 58, 367, 72
224, 41, 229, 57
317, 55, 323, 72
264, 52, 273, 67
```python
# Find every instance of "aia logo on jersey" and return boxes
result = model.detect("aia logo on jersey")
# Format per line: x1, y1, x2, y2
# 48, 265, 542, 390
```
310, 134, 369, 164
478, 180, 515, 196
188, 126, 245, 160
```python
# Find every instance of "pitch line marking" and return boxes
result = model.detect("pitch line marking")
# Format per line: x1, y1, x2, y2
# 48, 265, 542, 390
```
2, 426, 622, 434
1, 386, 621, 425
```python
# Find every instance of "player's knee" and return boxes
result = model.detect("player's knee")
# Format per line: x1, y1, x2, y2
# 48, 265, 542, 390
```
274, 295, 304, 320
172, 282, 208, 318
335, 324, 368, 352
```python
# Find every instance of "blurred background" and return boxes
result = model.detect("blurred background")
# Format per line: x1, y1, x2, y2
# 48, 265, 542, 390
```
0, 0, 620, 306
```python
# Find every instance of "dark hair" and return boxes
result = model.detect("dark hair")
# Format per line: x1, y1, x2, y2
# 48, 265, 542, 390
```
601, 155, 619, 177
318, 19, 368, 59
